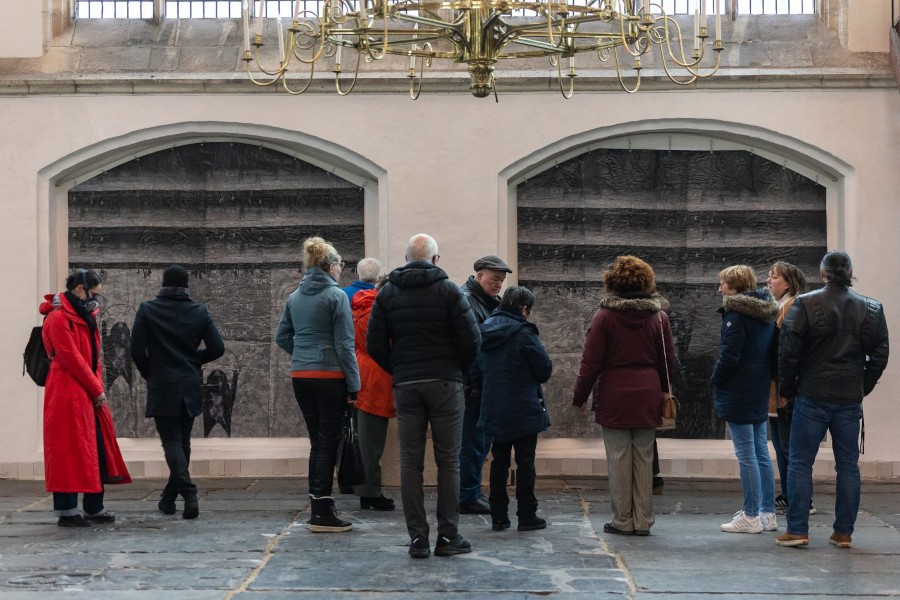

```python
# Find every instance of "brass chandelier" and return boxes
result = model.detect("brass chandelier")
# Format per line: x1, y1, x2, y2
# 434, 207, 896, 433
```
241, 0, 724, 99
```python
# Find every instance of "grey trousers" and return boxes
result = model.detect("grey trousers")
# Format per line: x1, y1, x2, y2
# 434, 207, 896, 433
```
353, 409, 390, 498
603, 426, 656, 532
393, 380, 465, 542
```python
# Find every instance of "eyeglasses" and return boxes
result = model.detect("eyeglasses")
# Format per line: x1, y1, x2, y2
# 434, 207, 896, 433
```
336, 261, 345, 269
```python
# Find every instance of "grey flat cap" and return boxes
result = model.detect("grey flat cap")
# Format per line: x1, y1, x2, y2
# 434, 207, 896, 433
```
473, 255, 512, 273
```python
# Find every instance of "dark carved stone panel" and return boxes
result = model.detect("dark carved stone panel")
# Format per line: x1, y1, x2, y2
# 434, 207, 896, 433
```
518, 149, 826, 440
69, 143, 365, 439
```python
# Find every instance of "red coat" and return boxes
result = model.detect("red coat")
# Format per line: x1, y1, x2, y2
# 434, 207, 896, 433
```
352, 289, 395, 418
40, 293, 131, 492
573, 295, 675, 429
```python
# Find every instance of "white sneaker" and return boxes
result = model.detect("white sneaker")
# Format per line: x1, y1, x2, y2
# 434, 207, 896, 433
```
761, 512, 778, 531
721, 510, 763, 533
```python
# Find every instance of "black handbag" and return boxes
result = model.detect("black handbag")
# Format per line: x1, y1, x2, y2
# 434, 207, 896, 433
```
337, 408, 367, 489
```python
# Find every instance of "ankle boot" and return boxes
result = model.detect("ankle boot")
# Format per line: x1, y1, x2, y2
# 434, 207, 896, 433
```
518, 514, 547, 531
308, 497, 352, 532
158, 491, 177, 515
182, 493, 199, 520
360, 495, 395, 511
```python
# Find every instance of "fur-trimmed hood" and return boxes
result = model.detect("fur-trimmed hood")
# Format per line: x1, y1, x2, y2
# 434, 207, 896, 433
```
719, 288, 778, 323
601, 294, 661, 312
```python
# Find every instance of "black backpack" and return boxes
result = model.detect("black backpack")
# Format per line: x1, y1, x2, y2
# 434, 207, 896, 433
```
23, 324, 52, 386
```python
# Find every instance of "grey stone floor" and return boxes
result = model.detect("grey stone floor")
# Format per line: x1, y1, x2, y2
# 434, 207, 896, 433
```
0, 477, 898, 599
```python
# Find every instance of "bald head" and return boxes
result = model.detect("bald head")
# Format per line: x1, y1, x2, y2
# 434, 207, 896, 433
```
406, 234, 439, 263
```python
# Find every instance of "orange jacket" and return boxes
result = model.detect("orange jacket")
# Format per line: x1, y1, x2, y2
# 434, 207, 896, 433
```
352, 289, 395, 418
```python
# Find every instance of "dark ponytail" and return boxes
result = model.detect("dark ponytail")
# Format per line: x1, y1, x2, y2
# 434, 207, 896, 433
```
65, 269, 102, 292
820, 251, 853, 287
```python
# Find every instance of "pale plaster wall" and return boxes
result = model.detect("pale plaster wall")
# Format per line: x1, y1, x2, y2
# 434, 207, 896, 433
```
1, 88, 899, 475
846, 0, 893, 52
0, 0, 44, 58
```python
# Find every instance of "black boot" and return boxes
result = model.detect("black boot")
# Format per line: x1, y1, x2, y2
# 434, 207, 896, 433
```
308, 497, 352, 532
182, 493, 199, 520
360, 495, 395, 511
158, 491, 177, 515
518, 514, 547, 531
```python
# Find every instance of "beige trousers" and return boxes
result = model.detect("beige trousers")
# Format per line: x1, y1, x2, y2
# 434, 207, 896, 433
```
602, 426, 656, 532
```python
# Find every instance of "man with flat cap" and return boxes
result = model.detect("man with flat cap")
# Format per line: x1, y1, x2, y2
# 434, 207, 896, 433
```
459, 255, 513, 514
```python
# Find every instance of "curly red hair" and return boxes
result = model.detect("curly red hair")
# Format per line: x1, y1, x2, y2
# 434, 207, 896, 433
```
603, 255, 656, 294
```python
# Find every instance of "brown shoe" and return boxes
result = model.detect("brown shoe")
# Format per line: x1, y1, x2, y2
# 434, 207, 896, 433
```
829, 532, 852, 548
776, 532, 809, 547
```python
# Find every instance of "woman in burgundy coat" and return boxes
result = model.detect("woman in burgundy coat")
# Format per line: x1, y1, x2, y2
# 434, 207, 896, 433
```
573, 256, 675, 536
40, 269, 131, 527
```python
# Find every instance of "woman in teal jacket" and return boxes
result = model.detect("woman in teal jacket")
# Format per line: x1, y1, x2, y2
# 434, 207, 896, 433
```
276, 237, 360, 533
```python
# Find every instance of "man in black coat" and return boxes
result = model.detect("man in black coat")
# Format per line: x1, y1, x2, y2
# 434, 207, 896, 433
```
131, 265, 225, 519
458, 255, 512, 514
775, 251, 889, 549
367, 234, 481, 558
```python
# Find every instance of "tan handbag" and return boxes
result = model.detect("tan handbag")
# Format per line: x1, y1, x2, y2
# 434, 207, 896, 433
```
657, 312, 679, 432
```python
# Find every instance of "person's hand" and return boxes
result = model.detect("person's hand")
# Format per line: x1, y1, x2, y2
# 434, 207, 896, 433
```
576, 403, 587, 414
92, 392, 108, 408
776, 397, 789, 409
347, 395, 356, 406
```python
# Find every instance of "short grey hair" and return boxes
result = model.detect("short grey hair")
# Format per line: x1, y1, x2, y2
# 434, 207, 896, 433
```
406, 234, 439, 262
356, 257, 382, 283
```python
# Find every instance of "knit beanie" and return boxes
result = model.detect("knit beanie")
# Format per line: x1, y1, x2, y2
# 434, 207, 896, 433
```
162, 265, 189, 288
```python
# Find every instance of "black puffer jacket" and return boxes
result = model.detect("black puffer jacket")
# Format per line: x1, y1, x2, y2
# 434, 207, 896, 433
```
779, 283, 889, 403
366, 261, 481, 385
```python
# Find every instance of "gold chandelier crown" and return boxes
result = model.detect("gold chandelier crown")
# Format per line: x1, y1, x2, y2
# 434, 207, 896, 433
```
241, 0, 724, 98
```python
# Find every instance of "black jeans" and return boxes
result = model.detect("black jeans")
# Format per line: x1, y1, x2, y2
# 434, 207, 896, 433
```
489, 433, 538, 519
293, 378, 347, 498
154, 403, 197, 498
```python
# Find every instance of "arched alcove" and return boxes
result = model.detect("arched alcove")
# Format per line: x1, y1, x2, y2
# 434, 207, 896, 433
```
37, 124, 386, 440
498, 120, 853, 440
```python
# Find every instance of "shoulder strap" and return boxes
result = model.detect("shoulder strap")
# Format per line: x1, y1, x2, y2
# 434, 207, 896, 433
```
658, 312, 672, 395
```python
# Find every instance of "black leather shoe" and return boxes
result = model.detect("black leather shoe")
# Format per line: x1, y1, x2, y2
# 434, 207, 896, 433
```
603, 522, 635, 535
87, 512, 116, 524
518, 516, 547, 531
57, 515, 91, 527
492, 518, 511, 531
459, 498, 491, 514
183, 494, 199, 520
360, 495, 395, 511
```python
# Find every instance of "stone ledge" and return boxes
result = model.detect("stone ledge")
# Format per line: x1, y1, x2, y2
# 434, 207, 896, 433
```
3, 437, 898, 481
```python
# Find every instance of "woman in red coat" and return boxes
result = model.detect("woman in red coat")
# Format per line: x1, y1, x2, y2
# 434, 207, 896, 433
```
573, 256, 675, 536
40, 269, 131, 527
351, 286, 396, 510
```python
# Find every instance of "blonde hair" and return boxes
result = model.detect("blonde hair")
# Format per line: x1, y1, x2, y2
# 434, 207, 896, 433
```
719, 265, 757, 293
303, 237, 341, 270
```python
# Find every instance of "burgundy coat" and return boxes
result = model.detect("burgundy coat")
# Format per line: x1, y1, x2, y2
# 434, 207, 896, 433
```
572, 295, 675, 429
40, 293, 131, 493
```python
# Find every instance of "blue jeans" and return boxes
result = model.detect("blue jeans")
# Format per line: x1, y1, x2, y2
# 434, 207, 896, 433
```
727, 421, 776, 517
786, 395, 861, 536
458, 400, 487, 503
53, 492, 105, 517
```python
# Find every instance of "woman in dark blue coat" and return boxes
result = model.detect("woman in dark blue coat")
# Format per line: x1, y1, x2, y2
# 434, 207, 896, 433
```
472, 286, 552, 533
712, 265, 778, 535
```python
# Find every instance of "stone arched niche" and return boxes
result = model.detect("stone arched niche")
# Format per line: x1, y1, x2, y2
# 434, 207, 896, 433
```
67, 142, 365, 439
517, 148, 826, 439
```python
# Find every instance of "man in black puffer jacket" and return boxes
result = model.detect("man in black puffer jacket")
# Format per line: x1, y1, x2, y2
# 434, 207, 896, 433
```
776, 251, 889, 550
367, 234, 481, 559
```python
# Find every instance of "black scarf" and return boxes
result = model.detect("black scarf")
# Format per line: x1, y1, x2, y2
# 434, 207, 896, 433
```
64, 290, 99, 373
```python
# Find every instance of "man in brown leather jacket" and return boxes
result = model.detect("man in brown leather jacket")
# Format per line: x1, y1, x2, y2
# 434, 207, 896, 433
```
775, 251, 889, 549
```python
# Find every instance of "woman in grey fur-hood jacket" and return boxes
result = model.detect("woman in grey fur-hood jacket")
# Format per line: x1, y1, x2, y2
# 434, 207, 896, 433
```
712, 285, 778, 425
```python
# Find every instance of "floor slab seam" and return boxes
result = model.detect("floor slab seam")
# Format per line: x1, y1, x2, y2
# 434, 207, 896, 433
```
223, 508, 304, 600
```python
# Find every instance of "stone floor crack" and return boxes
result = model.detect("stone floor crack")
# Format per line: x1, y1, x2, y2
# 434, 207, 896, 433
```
580, 491, 637, 599
0, 495, 50, 526
221, 509, 304, 600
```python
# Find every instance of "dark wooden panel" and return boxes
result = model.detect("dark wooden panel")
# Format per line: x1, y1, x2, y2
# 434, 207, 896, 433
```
518, 149, 826, 440
70, 142, 364, 439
